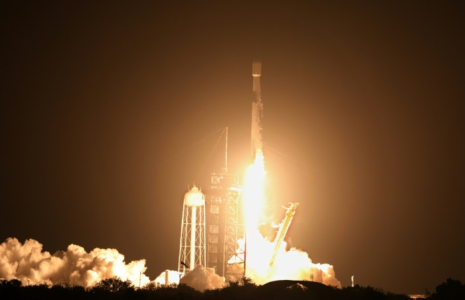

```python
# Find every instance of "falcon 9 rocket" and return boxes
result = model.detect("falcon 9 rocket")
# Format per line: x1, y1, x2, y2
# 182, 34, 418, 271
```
251, 61, 263, 162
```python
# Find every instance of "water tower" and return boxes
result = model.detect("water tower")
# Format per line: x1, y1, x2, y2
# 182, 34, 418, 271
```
178, 186, 206, 273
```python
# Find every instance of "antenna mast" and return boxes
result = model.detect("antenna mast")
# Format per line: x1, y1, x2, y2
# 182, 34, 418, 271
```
224, 127, 228, 173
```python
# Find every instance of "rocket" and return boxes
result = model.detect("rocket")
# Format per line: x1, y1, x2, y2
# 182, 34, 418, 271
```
251, 60, 263, 162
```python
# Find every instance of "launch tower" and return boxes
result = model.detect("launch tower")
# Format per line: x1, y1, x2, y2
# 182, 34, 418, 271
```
205, 61, 262, 281
206, 128, 245, 282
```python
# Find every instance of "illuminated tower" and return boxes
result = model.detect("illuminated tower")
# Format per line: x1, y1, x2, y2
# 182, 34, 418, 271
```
178, 186, 206, 273
206, 128, 245, 282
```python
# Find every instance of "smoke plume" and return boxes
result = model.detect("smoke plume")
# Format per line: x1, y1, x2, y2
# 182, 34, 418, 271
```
0, 238, 150, 287
154, 270, 181, 286
180, 265, 224, 291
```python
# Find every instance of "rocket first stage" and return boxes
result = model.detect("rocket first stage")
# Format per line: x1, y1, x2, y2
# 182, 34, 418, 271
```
251, 61, 263, 162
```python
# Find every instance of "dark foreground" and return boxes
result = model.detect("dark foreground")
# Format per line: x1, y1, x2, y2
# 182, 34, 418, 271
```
1, 277, 463, 300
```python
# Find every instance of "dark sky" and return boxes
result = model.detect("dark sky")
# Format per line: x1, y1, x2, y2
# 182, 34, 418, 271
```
2, 1, 464, 295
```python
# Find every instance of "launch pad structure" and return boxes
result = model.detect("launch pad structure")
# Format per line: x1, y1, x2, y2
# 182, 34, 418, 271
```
179, 61, 266, 282
205, 61, 263, 282
177, 128, 246, 282
206, 129, 246, 282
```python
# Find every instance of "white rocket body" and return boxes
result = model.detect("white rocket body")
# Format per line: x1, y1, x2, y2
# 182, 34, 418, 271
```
251, 61, 263, 162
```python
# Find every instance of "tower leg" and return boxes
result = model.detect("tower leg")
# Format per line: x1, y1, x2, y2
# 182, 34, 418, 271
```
191, 206, 196, 270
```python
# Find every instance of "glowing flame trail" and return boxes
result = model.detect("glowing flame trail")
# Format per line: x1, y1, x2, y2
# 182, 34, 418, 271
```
243, 153, 266, 231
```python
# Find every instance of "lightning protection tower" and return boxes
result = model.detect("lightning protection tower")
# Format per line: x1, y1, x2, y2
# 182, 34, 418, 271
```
178, 186, 206, 273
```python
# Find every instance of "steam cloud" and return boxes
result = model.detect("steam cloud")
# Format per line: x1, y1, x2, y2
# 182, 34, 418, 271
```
154, 270, 181, 286
180, 265, 224, 291
0, 238, 150, 287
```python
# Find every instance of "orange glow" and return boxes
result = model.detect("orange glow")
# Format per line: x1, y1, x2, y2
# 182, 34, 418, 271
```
243, 149, 266, 231
240, 149, 341, 287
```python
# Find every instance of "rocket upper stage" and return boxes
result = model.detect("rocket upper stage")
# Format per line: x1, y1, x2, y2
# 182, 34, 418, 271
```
252, 61, 261, 77
252, 61, 262, 93
251, 60, 263, 161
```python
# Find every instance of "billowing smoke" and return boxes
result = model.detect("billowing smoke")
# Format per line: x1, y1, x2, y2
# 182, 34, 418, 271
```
180, 265, 224, 291
0, 238, 150, 287
154, 270, 181, 286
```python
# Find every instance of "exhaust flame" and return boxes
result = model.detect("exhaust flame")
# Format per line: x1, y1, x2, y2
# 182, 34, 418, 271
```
0, 237, 150, 287
241, 152, 340, 287
243, 150, 266, 231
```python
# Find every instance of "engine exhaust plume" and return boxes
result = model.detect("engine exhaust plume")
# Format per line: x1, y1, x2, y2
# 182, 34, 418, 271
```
0, 238, 150, 287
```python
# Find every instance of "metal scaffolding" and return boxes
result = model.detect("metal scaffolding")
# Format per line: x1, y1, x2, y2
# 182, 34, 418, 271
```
206, 172, 245, 282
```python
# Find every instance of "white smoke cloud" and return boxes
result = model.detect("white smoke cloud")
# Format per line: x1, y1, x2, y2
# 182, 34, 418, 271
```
179, 265, 225, 291
154, 270, 182, 286
0, 238, 150, 287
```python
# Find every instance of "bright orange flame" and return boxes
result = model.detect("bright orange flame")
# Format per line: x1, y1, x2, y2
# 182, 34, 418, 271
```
240, 148, 341, 287
243, 150, 266, 231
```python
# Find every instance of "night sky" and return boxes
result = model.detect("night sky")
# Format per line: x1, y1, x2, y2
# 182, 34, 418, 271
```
2, 1, 464, 295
